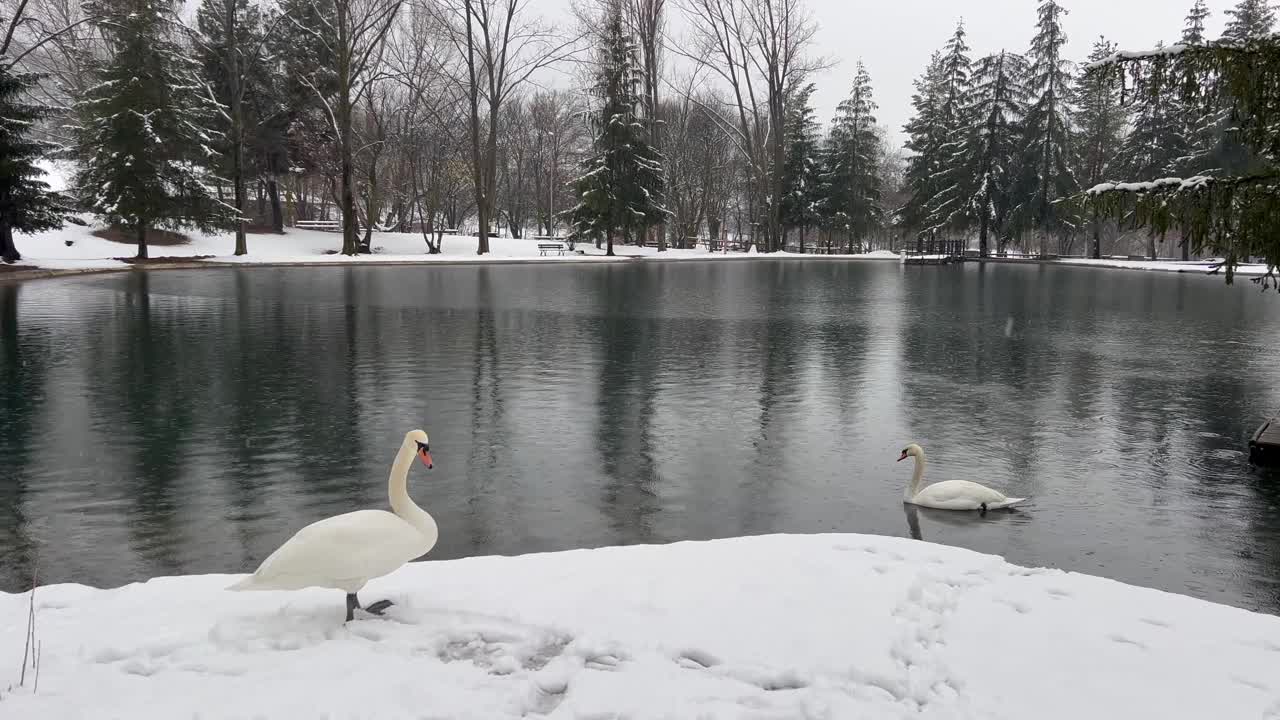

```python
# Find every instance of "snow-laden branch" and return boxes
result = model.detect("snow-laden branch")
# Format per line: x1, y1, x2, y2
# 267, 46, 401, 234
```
1085, 175, 1213, 195
1083, 44, 1189, 71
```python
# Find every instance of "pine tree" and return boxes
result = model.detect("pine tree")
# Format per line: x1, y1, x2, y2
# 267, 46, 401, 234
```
960, 50, 1031, 257
780, 82, 822, 252
76, 0, 234, 259
268, 0, 339, 220
1192, 0, 1275, 183
1086, 2, 1280, 285
563, 0, 666, 257
197, 0, 273, 254
1075, 38, 1126, 258
1223, 0, 1275, 41
1173, 1, 1213, 258
0, 61, 75, 263
821, 62, 883, 253
1016, 0, 1080, 252
1183, 0, 1211, 43
899, 52, 945, 243
922, 21, 974, 245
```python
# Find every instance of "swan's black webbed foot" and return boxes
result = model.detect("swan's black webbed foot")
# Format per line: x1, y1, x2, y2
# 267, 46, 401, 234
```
979, 502, 988, 516
346, 593, 361, 622
364, 599, 394, 615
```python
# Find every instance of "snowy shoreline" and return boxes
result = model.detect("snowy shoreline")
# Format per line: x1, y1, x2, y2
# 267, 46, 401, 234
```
2, 533, 1278, 719
0, 218, 903, 283
3, 216, 1274, 283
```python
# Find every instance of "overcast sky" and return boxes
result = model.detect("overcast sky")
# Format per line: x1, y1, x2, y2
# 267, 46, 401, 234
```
542, 0, 1233, 148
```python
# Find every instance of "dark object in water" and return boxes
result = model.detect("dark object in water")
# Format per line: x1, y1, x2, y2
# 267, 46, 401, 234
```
1249, 417, 1280, 466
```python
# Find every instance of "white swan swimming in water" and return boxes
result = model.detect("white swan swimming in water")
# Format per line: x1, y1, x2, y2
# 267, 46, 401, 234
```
898, 443, 1026, 512
228, 429, 439, 621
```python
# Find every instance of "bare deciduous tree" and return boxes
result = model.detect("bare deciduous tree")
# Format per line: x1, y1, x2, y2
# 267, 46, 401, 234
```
528, 89, 584, 237
673, 0, 824, 251
661, 90, 732, 248
435, 0, 579, 254
292, 0, 402, 255
626, 0, 665, 248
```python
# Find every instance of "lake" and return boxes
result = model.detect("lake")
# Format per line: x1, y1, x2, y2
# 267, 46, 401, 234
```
2, 260, 1279, 613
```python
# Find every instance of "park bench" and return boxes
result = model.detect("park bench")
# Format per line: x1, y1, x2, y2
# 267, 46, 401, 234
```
538, 242, 566, 256
296, 219, 341, 232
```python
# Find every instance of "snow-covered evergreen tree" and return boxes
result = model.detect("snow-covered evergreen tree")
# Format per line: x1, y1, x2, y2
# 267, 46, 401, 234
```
921, 21, 974, 241
960, 50, 1031, 256
1015, 0, 1079, 251
76, 0, 234, 259
1113, 42, 1190, 259
1192, 0, 1274, 181
1223, 0, 1276, 41
821, 62, 883, 253
1183, 0, 1211, 43
780, 82, 822, 251
1082, 0, 1280, 282
563, 0, 666, 257
1075, 38, 1126, 258
0, 59, 75, 263
898, 52, 945, 239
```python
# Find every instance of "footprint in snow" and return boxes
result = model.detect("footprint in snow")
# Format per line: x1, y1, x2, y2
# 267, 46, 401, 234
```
1107, 633, 1147, 650
1138, 617, 1171, 629
675, 648, 722, 670
1231, 675, 1270, 692
999, 599, 1031, 614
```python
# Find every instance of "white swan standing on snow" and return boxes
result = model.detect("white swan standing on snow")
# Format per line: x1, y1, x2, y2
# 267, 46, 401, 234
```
898, 443, 1026, 512
228, 429, 439, 621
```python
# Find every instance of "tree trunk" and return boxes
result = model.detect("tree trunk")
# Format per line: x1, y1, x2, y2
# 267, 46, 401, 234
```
0, 218, 19, 264
267, 177, 283, 233
1180, 236, 1190, 261
1147, 231, 1157, 261
337, 0, 358, 256
136, 220, 148, 260
979, 214, 990, 258
223, 0, 248, 256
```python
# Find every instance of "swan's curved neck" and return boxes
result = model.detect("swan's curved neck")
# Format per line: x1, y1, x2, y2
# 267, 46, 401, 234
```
389, 440, 439, 546
905, 452, 926, 501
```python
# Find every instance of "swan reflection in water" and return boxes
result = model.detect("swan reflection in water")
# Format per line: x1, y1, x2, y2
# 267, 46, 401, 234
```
903, 503, 1022, 542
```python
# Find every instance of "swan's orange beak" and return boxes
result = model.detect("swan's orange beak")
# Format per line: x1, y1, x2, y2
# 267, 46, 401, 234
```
418, 449, 433, 469
897, 451, 908, 462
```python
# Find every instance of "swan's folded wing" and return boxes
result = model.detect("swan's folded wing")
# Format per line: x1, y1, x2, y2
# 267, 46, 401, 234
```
249, 510, 426, 590
916, 480, 1006, 509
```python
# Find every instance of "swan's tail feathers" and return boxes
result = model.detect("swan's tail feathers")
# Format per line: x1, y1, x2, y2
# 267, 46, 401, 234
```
226, 574, 263, 591
991, 497, 1027, 510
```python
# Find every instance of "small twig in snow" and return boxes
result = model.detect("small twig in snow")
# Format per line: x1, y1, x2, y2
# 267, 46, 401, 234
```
18, 566, 36, 689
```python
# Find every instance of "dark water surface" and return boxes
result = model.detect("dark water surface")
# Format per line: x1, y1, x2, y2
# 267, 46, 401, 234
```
2, 261, 1279, 613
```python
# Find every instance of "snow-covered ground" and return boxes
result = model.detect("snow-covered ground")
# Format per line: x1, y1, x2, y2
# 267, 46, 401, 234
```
1058, 256, 1275, 277
2, 534, 1278, 719
6, 215, 908, 273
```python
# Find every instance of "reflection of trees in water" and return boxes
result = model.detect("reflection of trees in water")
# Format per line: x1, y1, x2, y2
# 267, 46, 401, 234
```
81, 271, 194, 576
593, 266, 661, 544
739, 263, 804, 534
0, 283, 42, 587
464, 267, 505, 550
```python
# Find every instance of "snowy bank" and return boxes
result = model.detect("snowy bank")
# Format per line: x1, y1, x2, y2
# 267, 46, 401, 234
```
3, 217, 900, 276
2, 534, 1278, 719
1057, 256, 1274, 277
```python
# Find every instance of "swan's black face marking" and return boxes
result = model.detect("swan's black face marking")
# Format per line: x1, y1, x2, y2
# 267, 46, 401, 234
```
416, 441, 433, 469
897, 449, 909, 462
